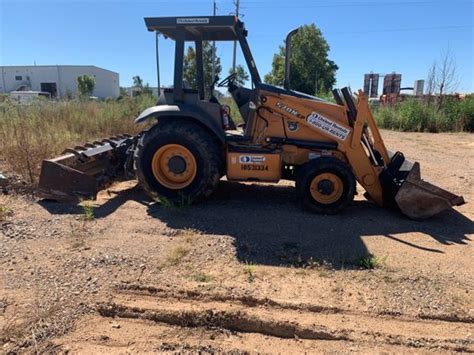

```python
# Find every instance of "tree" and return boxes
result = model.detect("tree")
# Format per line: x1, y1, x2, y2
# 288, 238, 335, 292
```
132, 76, 143, 89
77, 75, 95, 98
426, 49, 459, 109
264, 24, 338, 95
132, 75, 153, 97
230, 65, 249, 86
183, 42, 222, 98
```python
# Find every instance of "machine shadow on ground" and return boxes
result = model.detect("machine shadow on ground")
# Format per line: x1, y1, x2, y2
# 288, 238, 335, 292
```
39, 180, 473, 269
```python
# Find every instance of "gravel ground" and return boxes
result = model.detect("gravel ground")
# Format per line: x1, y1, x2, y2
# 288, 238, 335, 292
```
0, 130, 473, 353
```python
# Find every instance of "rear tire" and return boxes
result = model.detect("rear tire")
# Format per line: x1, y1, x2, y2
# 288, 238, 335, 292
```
134, 120, 223, 203
296, 157, 355, 214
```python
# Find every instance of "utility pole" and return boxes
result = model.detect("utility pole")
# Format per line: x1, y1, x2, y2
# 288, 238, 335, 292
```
155, 32, 160, 97
211, 0, 217, 81
232, 0, 239, 73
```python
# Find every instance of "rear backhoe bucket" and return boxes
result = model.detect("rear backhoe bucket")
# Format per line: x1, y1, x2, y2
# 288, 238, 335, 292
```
38, 135, 135, 202
394, 162, 465, 219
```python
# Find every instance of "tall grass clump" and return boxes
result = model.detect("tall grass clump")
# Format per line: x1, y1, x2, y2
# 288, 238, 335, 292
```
0, 95, 155, 187
373, 95, 474, 133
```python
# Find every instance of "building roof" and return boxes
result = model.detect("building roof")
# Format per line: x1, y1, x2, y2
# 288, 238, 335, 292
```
0, 65, 119, 75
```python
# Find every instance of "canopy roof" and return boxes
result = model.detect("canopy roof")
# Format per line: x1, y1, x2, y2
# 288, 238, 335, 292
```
144, 16, 245, 41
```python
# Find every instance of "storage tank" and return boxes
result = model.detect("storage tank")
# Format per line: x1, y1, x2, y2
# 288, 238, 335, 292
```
383, 73, 402, 95
363, 73, 379, 98
414, 80, 424, 96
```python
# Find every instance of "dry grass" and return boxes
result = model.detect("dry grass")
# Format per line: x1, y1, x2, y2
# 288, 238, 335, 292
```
162, 245, 191, 268
70, 220, 90, 249
0, 196, 14, 221
0, 294, 65, 350
0, 96, 155, 187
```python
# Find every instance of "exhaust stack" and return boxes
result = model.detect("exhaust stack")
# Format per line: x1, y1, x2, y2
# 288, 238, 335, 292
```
283, 28, 299, 90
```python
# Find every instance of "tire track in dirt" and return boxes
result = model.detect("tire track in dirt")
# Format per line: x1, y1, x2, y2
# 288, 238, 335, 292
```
116, 282, 474, 324
95, 284, 474, 352
97, 302, 346, 341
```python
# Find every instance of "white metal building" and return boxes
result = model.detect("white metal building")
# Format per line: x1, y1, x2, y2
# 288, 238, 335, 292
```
0, 65, 120, 99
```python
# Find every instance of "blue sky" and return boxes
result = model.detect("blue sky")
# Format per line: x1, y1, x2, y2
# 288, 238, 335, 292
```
1, 0, 473, 92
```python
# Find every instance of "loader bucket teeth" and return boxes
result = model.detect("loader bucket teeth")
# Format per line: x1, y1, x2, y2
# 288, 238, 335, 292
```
395, 162, 465, 220
38, 135, 135, 202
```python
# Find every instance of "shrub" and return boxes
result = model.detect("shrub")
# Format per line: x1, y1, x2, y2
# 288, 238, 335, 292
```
443, 95, 474, 131
373, 96, 474, 132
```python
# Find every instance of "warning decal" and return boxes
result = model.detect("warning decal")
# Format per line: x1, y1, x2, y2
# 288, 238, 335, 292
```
306, 112, 350, 141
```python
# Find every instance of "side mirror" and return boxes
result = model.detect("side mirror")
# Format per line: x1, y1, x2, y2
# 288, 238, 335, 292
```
212, 75, 220, 88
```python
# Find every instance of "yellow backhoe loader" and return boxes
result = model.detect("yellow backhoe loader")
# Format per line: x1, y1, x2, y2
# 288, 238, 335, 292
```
38, 16, 464, 219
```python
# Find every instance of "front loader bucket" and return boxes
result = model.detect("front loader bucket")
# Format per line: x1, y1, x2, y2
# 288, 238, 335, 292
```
394, 162, 465, 219
38, 135, 135, 202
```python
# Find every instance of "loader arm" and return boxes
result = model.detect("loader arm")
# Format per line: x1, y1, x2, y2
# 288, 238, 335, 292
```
340, 91, 389, 206
342, 91, 464, 218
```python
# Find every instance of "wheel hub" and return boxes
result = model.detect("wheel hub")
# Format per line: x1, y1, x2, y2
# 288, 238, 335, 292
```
151, 144, 197, 189
168, 156, 187, 174
317, 179, 334, 195
310, 173, 343, 204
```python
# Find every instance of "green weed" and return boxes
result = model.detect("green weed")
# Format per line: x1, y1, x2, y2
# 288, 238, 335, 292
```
356, 255, 387, 270
190, 273, 213, 283
243, 262, 256, 283
81, 202, 95, 221
158, 193, 193, 210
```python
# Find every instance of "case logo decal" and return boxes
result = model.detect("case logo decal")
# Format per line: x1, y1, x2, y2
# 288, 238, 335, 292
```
276, 102, 305, 119
306, 112, 350, 141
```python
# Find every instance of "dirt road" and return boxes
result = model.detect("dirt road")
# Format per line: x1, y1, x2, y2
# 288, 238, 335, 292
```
1, 131, 473, 353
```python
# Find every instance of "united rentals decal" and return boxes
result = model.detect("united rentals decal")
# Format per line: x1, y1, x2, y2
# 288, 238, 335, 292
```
306, 112, 350, 141
239, 155, 266, 164
177, 18, 210, 24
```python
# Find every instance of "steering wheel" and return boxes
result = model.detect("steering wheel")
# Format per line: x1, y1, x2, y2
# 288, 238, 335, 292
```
217, 72, 237, 87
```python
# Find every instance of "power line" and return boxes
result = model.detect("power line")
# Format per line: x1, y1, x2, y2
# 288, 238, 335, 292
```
240, 0, 469, 8
331, 24, 472, 35
251, 24, 472, 38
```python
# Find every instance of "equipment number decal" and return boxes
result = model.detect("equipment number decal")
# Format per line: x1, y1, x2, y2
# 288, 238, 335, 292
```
241, 164, 269, 171
306, 112, 350, 141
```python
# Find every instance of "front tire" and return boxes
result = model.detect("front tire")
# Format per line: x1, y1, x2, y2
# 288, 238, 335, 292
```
296, 157, 356, 214
134, 120, 223, 203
